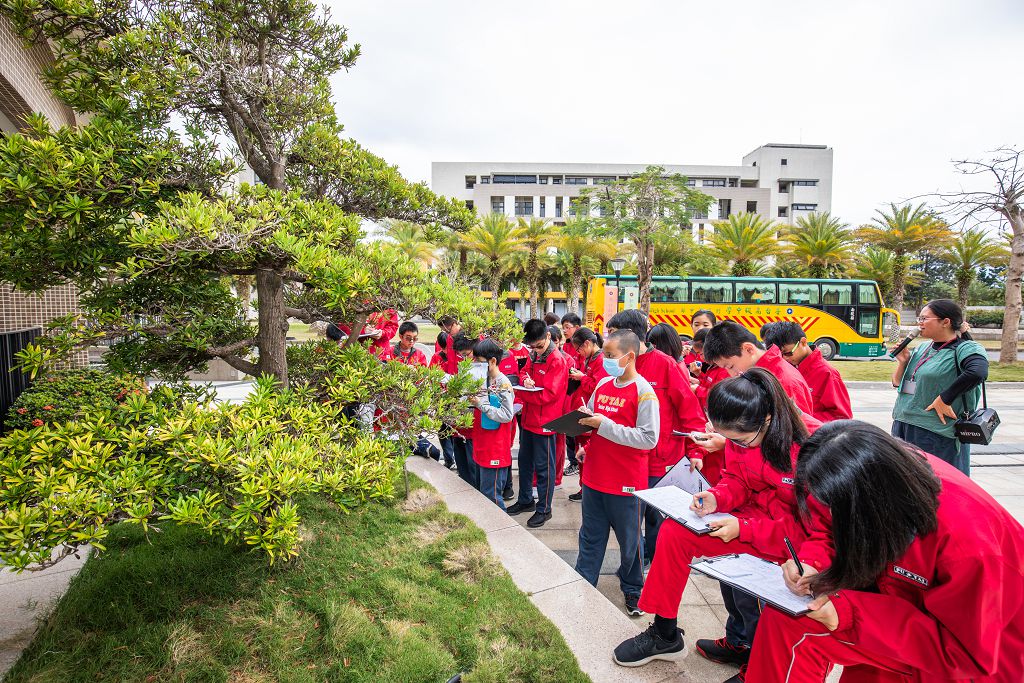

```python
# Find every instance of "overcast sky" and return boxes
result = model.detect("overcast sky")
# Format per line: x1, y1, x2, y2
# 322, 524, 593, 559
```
326, 0, 1022, 227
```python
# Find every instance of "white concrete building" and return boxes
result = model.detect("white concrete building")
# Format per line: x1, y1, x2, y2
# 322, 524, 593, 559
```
431, 143, 833, 241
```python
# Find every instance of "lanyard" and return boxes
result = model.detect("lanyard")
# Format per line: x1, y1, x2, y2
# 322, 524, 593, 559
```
910, 338, 955, 381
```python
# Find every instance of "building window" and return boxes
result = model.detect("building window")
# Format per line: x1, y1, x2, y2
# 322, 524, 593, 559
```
555, 197, 563, 218
718, 198, 732, 218
752, 161, 757, 167
686, 178, 696, 187
792, 203, 818, 211
792, 180, 818, 186
569, 197, 589, 216
693, 208, 708, 220
515, 196, 533, 216
778, 207, 788, 218
465, 200, 474, 211
493, 174, 538, 184
491, 196, 504, 213
703, 179, 726, 187
539, 197, 546, 217
481, 176, 491, 184
565, 177, 588, 185
728, 178, 738, 188
465, 176, 476, 189
746, 201, 757, 213
593, 176, 615, 185
552, 177, 563, 184
698, 224, 705, 243
778, 182, 789, 193
539, 176, 548, 184
781, 158, 788, 166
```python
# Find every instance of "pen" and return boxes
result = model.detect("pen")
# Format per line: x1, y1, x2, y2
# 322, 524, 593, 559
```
698, 480, 703, 508
784, 536, 804, 576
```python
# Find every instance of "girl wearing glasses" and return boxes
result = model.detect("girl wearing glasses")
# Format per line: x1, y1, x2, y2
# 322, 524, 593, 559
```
613, 368, 829, 681
891, 299, 988, 476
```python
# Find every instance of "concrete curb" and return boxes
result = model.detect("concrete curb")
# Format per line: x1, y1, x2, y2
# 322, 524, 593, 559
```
406, 457, 693, 683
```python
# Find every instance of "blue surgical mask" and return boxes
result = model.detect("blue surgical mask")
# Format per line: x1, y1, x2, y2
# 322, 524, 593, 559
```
603, 355, 626, 377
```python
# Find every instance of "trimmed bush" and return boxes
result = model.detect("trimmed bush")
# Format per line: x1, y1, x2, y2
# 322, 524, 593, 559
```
3, 369, 145, 433
966, 309, 1022, 328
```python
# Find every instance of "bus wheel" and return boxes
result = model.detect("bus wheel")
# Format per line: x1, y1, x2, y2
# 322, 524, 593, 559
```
813, 338, 839, 360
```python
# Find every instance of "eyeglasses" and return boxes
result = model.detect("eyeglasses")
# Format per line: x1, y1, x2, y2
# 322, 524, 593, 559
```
726, 420, 767, 448
916, 316, 938, 323
781, 347, 796, 357
528, 341, 548, 351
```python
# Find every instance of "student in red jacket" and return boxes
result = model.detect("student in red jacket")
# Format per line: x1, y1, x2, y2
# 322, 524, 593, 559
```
450, 334, 479, 487
683, 309, 717, 365
507, 319, 569, 528
613, 369, 824, 682
574, 330, 660, 617
561, 312, 584, 369
390, 321, 428, 366
548, 324, 575, 488
567, 327, 609, 500
749, 421, 1024, 683
434, 315, 462, 375
468, 339, 517, 510
338, 309, 399, 359
607, 309, 709, 563
703, 321, 814, 415
761, 321, 852, 422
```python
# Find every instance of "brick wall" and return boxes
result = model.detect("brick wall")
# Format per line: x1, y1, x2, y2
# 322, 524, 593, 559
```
0, 16, 76, 129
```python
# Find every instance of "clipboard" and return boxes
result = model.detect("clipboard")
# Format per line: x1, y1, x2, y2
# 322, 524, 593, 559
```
689, 553, 813, 616
566, 377, 581, 396
513, 385, 543, 393
655, 457, 711, 493
516, 357, 528, 371
541, 408, 595, 437
632, 486, 734, 535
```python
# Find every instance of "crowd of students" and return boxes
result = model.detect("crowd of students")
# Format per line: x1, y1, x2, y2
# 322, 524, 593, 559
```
334, 298, 1023, 683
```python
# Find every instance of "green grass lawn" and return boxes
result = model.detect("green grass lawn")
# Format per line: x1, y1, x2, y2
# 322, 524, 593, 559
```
5, 477, 589, 683
834, 360, 1024, 382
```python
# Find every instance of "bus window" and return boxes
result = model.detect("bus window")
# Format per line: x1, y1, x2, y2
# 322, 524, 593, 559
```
735, 282, 777, 304
779, 283, 819, 305
858, 310, 879, 337
691, 282, 733, 303
858, 284, 879, 305
667, 282, 688, 302
821, 284, 852, 305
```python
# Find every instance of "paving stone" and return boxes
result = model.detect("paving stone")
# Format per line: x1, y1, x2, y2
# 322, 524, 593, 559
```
405, 456, 476, 496
484, 525, 581, 595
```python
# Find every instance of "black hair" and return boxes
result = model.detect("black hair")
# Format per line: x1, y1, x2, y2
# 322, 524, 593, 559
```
647, 322, 683, 361
398, 321, 418, 336
761, 321, 805, 350
543, 312, 560, 326
561, 312, 583, 326
606, 309, 649, 340
692, 327, 709, 345
473, 338, 505, 363
326, 323, 343, 342
523, 318, 549, 343
571, 327, 603, 349
548, 325, 563, 342
923, 299, 970, 339
437, 315, 457, 328
706, 367, 808, 473
796, 421, 941, 594
703, 320, 763, 363
607, 329, 641, 356
452, 334, 477, 353
692, 309, 717, 326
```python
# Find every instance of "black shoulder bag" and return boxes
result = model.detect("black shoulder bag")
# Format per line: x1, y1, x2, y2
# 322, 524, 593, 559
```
952, 346, 1000, 445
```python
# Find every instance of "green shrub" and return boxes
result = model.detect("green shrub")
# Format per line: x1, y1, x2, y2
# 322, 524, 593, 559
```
3, 369, 145, 432
966, 309, 1021, 328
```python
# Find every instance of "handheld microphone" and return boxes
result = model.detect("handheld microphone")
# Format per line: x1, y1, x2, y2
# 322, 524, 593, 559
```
888, 329, 920, 358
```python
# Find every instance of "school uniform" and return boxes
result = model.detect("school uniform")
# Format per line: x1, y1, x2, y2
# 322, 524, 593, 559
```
434, 331, 460, 375
569, 352, 609, 486
516, 345, 569, 514
747, 455, 1024, 683
497, 351, 522, 494
471, 374, 516, 510
756, 346, 814, 414
797, 348, 852, 422
575, 375, 660, 600
429, 350, 456, 469
339, 309, 398, 360
390, 343, 428, 366
554, 348, 577, 485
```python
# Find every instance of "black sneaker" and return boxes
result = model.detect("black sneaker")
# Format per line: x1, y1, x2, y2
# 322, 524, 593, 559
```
564, 463, 579, 477
613, 623, 686, 667
568, 491, 583, 502
695, 637, 750, 666
501, 487, 515, 501
506, 501, 536, 516
526, 511, 552, 528
624, 594, 644, 617
724, 664, 748, 683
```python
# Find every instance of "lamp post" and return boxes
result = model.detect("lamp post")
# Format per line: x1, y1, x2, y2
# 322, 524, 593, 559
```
609, 258, 626, 308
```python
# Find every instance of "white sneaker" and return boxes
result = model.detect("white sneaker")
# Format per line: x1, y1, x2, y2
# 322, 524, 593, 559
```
554, 483, 563, 490
532, 487, 538, 499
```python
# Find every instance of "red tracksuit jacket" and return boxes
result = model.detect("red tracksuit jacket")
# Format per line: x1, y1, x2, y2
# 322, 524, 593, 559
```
823, 455, 1024, 682
340, 309, 398, 359
636, 347, 708, 477
797, 348, 852, 422
581, 375, 660, 495
390, 344, 428, 366
518, 345, 568, 435
756, 345, 813, 414
570, 352, 608, 410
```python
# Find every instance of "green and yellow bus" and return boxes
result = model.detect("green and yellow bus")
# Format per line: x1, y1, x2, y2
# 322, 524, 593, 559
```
585, 275, 899, 360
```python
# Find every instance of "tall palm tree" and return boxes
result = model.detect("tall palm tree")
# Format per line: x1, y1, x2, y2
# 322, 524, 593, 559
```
556, 217, 617, 314
439, 229, 470, 276
941, 227, 1007, 309
852, 247, 923, 304
385, 220, 436, 266
465, 213, 524, 303
707, 212, 782, 276
516, 217, 559, 319
785, 212, 852, 278
855, 203, 951, 313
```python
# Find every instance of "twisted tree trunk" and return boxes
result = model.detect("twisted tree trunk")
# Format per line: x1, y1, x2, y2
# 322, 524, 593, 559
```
254, 268, 289, 385
1001, 220, 1024, 363
889, 252, 909, 316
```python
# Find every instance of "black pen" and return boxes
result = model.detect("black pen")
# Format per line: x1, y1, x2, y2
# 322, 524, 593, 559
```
784, 536, 804, 576
697, 480, 703, 509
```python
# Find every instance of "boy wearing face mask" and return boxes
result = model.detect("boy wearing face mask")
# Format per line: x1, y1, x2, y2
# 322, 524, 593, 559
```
451, 334, 480, 487
574, 330, 660, 618
468, 339, 516, 509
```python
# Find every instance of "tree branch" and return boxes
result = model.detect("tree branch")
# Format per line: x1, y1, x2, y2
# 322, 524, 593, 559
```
207, 338, 256, 358
342, 312, 369, 349
220, 354, 261, 376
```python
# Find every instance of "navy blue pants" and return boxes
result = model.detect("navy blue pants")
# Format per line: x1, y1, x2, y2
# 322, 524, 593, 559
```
477, 466, 508, 510
892, 420, 970, 476
723, 584, 762, 648
566, 435, 578, 467
642, 475, 662, 562
518, 430, 556, 514
575, 485, 644, 598
439, 435, 456, 467
453, 438, 477, 488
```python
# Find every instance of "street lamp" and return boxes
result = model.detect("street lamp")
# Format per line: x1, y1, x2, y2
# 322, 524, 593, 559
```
609, 257, 626, 304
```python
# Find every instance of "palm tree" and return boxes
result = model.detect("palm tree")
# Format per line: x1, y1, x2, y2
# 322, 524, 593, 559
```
707, 212, 782, 276
941, 227, 1007, 309
384, 220, 436, 266
855, 203, 951, 313
556, 217, 617, 314
785, 212, 852, 278
440, 229, 470, 276
465, 213, 524, 303
852, 247, 923, 304
516, 217, 559, 319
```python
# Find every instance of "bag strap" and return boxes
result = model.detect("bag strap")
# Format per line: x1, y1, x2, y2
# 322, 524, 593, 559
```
952, 342, 988, 413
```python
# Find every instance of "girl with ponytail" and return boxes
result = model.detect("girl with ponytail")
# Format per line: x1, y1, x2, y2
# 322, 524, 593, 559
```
613, 368, 831, 675
566, 327, 608, 500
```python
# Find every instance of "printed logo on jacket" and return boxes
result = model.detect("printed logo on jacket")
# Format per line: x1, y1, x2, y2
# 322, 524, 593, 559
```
892, 565, 930, 587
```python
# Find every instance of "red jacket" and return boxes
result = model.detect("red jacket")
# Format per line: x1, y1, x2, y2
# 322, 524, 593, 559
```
339, 309, 398, 359
570, 352, 608, 409
635, 347, 708, 477
433, 332, 458, 374
390, 344, 427, 366
826, 455, 1024, 682
563, 342, 584, 374
710, 413, 823, 561
695, 363, 730, 410
797, 348, 852, 422
518, 345, 568, 435
756, 346, 813, 414
581, 376, 659, 496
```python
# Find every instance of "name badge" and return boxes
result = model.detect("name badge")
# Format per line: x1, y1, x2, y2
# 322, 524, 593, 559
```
901, 380, 917, 395
665, 464, 673, 472
490, 459, 500, 466
622, 486, 635, 494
